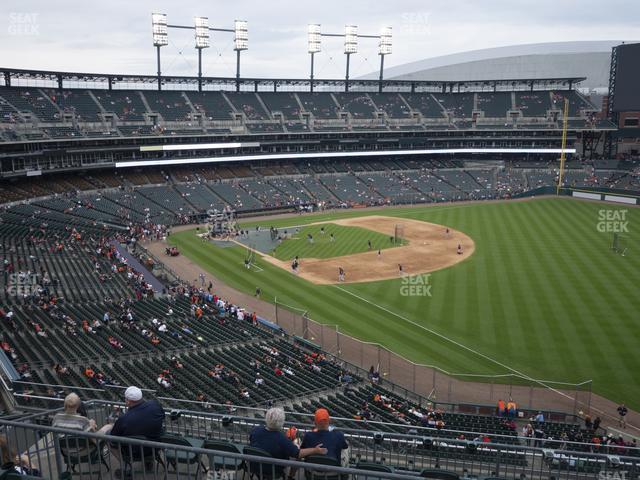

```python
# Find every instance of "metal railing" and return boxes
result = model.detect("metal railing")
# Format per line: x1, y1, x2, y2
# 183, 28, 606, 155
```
2, 405, 639, 480
273, 299, 594, 418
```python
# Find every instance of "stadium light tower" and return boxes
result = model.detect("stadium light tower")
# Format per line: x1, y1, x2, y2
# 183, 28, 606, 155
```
308, 24, 321, 92
378, 26, 392, 92
151, 13, 168, 91
194, 16, 210, 92
150, 13, 242, 91
234, 20, 248, 91
344, 25, 358, 92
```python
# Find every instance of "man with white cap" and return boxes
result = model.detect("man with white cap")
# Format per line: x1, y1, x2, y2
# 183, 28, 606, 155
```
103, 386, 165, 477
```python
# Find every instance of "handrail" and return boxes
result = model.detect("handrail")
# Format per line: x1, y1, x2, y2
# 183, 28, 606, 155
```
28, 398, 623, 454
0, 418, 426, 480
8, 409, 640, 461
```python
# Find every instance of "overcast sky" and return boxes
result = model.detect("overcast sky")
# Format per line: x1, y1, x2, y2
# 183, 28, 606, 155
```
1, 0, 639, 79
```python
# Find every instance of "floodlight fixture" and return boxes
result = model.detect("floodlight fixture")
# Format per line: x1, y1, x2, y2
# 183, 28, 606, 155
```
379, 26, 392, 55
344, 24, 358, 54
234, 20, 248, 51
377, 26, 392, 91
194, 16, 210, 49
151, 13, 168, 46
308, 24, 321, 53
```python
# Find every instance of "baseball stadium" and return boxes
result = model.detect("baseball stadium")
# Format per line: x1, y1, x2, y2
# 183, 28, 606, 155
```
0, 5, 639, 480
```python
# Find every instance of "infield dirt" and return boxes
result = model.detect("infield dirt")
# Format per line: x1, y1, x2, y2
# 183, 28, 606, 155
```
247, 215, 475, 284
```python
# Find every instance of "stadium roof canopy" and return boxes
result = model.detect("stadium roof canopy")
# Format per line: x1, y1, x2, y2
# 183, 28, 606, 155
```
0, 66, 584, 93
361, 41, 638, 91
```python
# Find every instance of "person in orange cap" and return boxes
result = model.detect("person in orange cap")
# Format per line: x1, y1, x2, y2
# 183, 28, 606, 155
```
301, 408, 348, 463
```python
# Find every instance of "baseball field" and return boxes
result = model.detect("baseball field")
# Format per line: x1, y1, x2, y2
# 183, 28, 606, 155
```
167, 197, 640, 410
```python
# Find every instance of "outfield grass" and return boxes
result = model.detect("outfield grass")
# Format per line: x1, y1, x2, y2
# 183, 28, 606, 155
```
271, 223, 402, 260
169, 198, 640, 409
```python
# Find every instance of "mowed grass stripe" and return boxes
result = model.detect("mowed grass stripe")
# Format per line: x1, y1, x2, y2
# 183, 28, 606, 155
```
535, 201, 639, 393
521, 201, 588, 377
272, 223, 398, 260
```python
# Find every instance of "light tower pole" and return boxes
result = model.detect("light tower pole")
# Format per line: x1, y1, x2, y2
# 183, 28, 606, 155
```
344, 25, 358, 92
234, 20, 248, 92
194, 16, 210, 92
378, 26, 392, 92
151, 13, 168, 91
308, 24, 321, 92
150, 13, 246, 90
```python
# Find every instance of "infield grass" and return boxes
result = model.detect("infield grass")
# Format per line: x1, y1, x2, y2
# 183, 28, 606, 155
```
271, 223, 403, 260
169, 198, 640, 410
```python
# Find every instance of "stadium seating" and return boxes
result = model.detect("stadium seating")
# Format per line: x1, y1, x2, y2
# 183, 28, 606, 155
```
320, 174, 384, 205
226, 92, 270, 120
334, 93, 378, 119
0, 85, 609, 143
432, 93, 474, 119
401, 93, 447, 119
476, 93, 512, 118
208, 182, 264, 210
47, 89, 103, 122
143, 91, 193, 122
551, 91, 597, 116
187, 91, 235, 121
297, 93, 340, 119
260, 92, 302, 120
91, 90, 148, 121
514, 92, 551, 117
137, 186, 199, 216
369, 93, 412, 118
0, 87, 61, 122
174, 183, 226, 212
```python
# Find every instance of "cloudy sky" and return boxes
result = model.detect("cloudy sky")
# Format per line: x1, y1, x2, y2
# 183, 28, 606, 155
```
1, 0, 639, 79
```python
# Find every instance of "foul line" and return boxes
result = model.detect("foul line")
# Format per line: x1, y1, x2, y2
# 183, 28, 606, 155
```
332, 284, 640, 433
332, 284, 578, 401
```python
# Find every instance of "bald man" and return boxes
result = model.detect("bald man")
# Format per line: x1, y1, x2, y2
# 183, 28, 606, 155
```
52, 393, 96, 432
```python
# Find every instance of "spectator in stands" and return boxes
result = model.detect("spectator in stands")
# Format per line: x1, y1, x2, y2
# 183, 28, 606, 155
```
618, 404, 628, 428
52, 392, 97, 432
0, 435, 40, 477
593, 416, 602, 433
506, 399, 517, 417
53, 363, 69, 376
584, 415, 593, 430
533, 411, 544, 423
249, 407, 327, 478
301, 408, 348, 463
103, 386, 165, 474
496, 399, 506, 416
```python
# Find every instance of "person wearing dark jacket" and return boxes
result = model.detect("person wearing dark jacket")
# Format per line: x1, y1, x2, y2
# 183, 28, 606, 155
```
102, 386, 164, 478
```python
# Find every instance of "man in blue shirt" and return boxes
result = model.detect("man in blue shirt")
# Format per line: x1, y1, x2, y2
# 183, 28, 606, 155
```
250, 407, 326, 478
104, 386, 165, 478
300, 409, 348, 463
